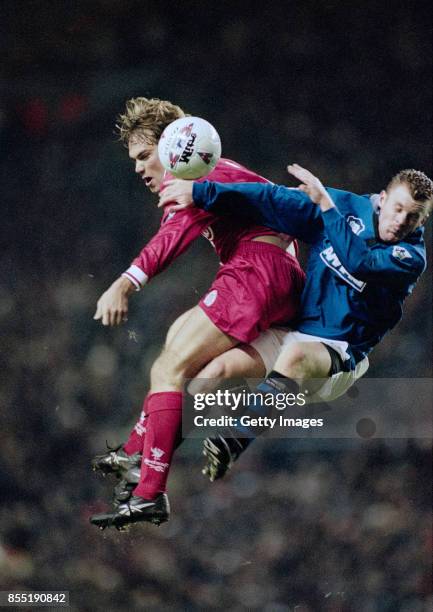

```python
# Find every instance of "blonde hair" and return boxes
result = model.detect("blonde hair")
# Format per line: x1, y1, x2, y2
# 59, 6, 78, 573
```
387, 169, 433, 217
116, 97, 187, 146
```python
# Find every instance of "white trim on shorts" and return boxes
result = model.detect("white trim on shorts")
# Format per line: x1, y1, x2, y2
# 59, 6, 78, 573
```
250, 327, 369, 403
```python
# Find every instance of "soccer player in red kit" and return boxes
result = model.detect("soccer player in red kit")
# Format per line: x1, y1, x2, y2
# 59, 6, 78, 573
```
90, 98, 305, 529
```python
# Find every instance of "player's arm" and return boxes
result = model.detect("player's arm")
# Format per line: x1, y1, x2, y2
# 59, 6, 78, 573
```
289, 163, 426, 283
94, 208, 213, 326
159, 178, 322, 243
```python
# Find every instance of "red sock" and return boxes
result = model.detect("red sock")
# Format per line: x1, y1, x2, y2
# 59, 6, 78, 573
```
133, 392, 183, 500
123, 396, 149, 456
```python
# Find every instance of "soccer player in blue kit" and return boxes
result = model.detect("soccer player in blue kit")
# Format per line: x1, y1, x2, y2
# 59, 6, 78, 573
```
159, 163, 433, 479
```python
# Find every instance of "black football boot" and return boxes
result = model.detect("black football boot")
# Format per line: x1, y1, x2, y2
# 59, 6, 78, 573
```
112, 466, 141, 506
90, 494, 170, 530
202, 434, 250, 481
92, 444, 141, 478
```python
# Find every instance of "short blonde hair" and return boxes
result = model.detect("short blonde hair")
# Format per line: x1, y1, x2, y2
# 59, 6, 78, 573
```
116, 97, 187, 146
387, 169, 433, 217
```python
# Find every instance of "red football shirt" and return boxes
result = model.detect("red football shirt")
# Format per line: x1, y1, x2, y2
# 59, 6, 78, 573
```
123, 158, 296, 288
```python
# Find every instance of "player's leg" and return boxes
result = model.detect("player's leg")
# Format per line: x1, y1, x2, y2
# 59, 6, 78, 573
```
187, 343, 265, 394
204, 336, 369, 482
273, 340, 331, 381
92, 307, 197, 483
121, 307, 196, 455
134, 305, 242, 500
132, 306, 239, 500
92, 337, 267, 511
203, 339, 333, 481
234, 339, 332, 428
149, 305, 240, 391
91, 306, 241, 529
164, 307, 197, 346
138, 244, 303, 494
130, 341, 265, 450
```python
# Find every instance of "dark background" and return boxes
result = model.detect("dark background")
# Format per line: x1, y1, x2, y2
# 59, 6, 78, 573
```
0, 1, 431, 610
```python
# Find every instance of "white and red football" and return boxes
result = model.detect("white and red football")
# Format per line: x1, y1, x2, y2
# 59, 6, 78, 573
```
158, 116, 222, 179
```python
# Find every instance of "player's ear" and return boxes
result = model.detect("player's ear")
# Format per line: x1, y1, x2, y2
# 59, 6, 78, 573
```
417, 212, 430, 228
378, 190, 387, 209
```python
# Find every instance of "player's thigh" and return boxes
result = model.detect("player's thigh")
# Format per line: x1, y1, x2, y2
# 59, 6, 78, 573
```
164, 307, 195, 347
274, 341, 331, 380
164, 305, 239, 375
188, 344, 266, 394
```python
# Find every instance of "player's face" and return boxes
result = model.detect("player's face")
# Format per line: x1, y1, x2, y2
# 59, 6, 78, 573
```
377, 184, 426, 243
128, 134, 165, 194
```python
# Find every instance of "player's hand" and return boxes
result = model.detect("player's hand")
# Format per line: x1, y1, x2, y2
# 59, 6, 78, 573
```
94, 277, 135, 326
287, 163, 335, 211
158, 179, 194, 212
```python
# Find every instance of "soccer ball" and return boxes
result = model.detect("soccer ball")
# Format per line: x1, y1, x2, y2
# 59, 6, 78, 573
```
158, 116, 222, 179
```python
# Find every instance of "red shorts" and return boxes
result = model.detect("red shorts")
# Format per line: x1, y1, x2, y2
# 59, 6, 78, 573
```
199, 241, 305, 343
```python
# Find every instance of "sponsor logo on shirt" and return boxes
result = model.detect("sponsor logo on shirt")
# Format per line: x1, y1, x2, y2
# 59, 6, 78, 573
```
320, 246, 366, 292
392, 246, 412, 261
346, 216, 365, 235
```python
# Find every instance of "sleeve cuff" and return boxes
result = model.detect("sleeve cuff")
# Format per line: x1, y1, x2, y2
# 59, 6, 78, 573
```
192, 182, 207, 209
321, 206, 340, 222
122, 265, 149, 291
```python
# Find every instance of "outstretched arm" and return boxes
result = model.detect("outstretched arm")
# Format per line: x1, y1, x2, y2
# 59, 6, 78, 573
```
159, 176, 322, 243
94, 208, 214, 327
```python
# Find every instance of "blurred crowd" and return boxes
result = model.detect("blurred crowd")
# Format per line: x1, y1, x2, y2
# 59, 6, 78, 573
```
0, 438, 431, 611
1, 1, 431, 610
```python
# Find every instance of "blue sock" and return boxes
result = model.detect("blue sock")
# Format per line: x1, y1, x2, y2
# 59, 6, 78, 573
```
233, 371, 300, 439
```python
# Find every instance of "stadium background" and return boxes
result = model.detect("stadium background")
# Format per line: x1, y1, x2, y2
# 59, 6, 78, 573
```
1, 1, 431, 610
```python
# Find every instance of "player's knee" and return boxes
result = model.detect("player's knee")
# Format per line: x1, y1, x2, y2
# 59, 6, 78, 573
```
201, 355, 230, 381
276, 343, 310, 378
150, 348, 187, 387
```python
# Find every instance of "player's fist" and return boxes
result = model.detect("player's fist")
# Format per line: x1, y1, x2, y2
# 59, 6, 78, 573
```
94, 276, 135, 326
158, 179, 194, 212
287, 163, 335, 211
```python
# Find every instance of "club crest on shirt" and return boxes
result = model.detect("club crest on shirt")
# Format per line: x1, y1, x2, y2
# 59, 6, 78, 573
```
346, 216, 365, 235
392, 245, 412, 261
203, 289, 218, 306
320, 246, 366, 292
163, 211, 176, 223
